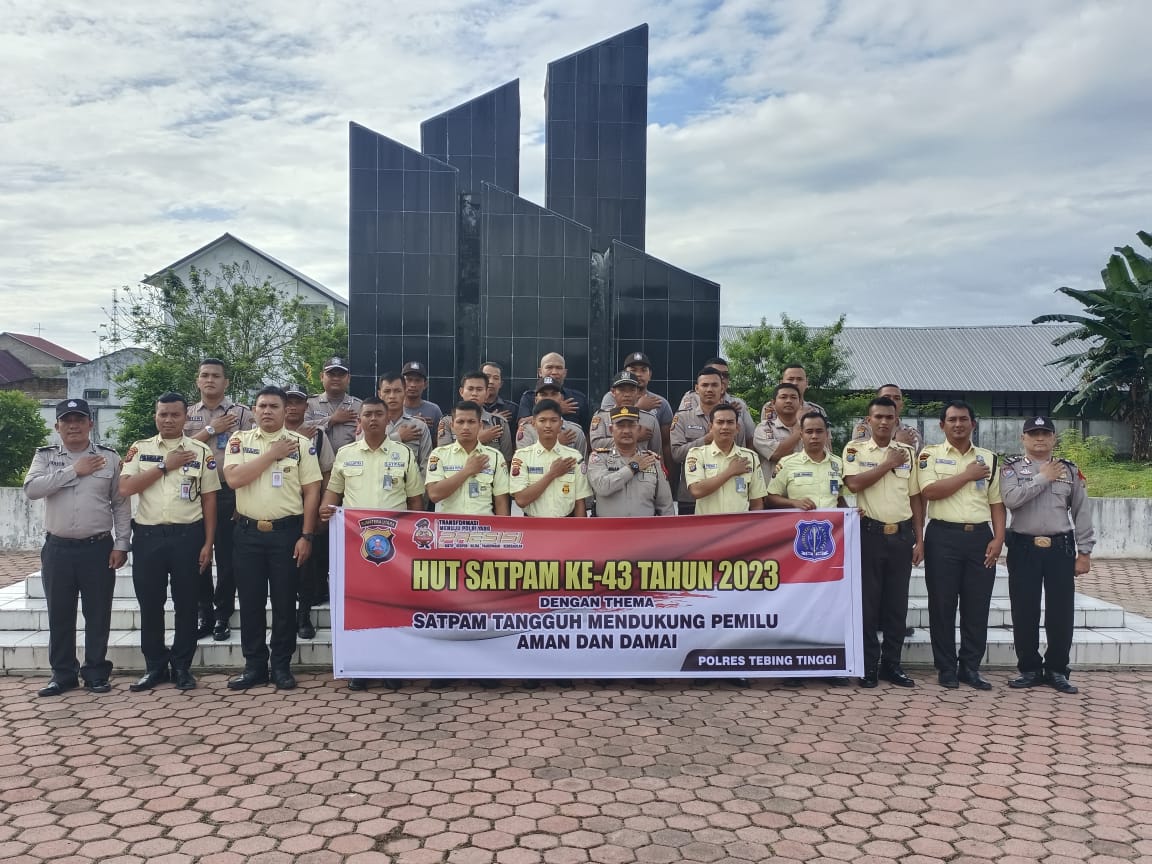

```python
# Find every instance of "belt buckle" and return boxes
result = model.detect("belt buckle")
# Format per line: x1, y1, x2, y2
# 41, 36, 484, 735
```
882, 523, 899, 535
257, 520, 274, 533
1034, 536, 1052, 548
963, 524, 974, 532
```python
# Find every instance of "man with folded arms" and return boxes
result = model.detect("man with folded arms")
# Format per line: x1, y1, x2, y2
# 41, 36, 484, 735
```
842, 397, 924, 689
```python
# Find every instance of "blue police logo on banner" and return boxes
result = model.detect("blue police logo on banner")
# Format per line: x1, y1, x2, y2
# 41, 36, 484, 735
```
359, 517, 399, 565
794, 519, 836, 562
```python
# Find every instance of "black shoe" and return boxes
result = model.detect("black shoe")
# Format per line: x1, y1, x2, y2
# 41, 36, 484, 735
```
272, 669, 297, 690
521, 679, 540, 689
858, 671, 878, 688
476, 679, 501, 688
347, 678, 369, 691
1049, 673, 1078, 694
904, 626, 915, 638
383, 679, 404, 690
880, 665, 915, 688
938, 670, 959, 689
197, 615, 214, 639
37, 678, 79, 697
1008, 671, 1048, 689
129, 668, 170, 692
297, 611, 315, 640
824, 676, 852, 687
85, 679, 112, 694
213, 620, 231, 641
554, 679, 573, 688
227, 669, 269, 690
958, 670, 993, 691
728, 677, 751, 688
173, 669, 197, 691
780, 677, 805, 688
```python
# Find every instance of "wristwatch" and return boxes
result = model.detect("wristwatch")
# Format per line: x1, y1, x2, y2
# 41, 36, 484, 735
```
204, 425, 216, 437
301, 533, 315, 542
629, 461, 641, 474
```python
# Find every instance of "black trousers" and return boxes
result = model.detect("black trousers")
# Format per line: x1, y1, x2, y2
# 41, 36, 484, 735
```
132, 522, 204, 672
298, 532, 330, 611
924, 521, 995, 673
233, 517, 300, 671
199, 488, 237, 621
41, 534, 115, 682
1007, 531, 1076, 677
860, 524, 914, 671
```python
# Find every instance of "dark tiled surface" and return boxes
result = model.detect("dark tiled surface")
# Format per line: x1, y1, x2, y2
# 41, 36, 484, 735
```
421, 79, 521, 196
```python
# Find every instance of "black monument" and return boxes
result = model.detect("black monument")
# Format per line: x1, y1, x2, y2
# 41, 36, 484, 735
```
348, 23, 720, 409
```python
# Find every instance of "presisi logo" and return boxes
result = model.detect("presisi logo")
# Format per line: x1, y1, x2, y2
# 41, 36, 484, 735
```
793, 520, 835, 562
433, 518, 524, 549
412, 518, 435, 550
359, 517, 398, 565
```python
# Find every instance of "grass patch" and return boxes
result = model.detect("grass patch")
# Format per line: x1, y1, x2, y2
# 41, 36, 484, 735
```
1082, 462, 1152, 498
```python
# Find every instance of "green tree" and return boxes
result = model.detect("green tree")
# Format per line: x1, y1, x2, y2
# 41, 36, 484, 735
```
725, 314, 866, 446
1034, 230, 1152, 461
0, 390, 50, 486
107, 262, 348, 449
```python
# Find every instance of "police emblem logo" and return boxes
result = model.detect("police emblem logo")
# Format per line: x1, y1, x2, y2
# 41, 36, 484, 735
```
428, 455, 439, 472
124, 445, 138, 463
359, 517, 398, 565
510, 457, 522, 477
794, 519, 836, 562
845, 447, 857, 463
686, 457, 697, 472
411, 518, 435, 550
561, 483, 570, 495
228, 437, 241, 454
206, 457, 217, 471
591, 415, 602, 429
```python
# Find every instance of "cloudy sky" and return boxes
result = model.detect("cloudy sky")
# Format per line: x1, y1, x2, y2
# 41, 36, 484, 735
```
3, 0, 1150, 358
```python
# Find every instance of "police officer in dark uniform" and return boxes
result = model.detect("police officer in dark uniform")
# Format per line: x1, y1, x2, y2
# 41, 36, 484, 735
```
1001, 416, 1094, 694
23, 399, 131, 696
587, 406, 675, 517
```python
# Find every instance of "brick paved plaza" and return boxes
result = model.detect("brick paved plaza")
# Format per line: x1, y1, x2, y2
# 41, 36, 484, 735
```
2, 553, 1151, 863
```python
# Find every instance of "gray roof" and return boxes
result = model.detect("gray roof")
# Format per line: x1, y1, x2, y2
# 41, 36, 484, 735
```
719, 324, 1090, 392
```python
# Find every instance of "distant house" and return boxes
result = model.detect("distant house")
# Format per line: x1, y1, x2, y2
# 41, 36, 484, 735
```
0, 332, 89, 401
144, 233, 348, 323
66, 347, 155, 445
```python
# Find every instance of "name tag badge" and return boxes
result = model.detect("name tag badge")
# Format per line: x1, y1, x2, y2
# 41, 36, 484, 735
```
468, 480, 480, 498
216, 433, 228, 450
271, 471, 283, 488
383, 475, 393, 491
830, 479, 839, 495
735, 476, 747, 493
180, 480, 192, 500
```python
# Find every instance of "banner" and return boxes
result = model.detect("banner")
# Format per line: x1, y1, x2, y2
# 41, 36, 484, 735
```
331, 509, 862, 679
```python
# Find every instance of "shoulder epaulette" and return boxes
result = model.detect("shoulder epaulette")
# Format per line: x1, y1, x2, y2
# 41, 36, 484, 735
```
95, 443, 119, 452
37, 444, 56, 451
594, 447, 611, 453
1003, 454, 1024, 464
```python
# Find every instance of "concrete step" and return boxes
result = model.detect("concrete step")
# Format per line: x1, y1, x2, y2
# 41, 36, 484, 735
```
3, 622, 1151, 675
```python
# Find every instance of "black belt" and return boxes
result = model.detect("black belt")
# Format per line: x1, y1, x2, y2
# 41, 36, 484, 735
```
237, 515, 302, 532
931, 520, 990, 533
46, 532, 111, 545
1008, 529, 1072, 549
861, 517, 912, 536
132, 521, 203, 537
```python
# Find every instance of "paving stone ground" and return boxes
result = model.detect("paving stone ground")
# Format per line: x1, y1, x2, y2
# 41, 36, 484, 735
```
2, 551, 1151, 863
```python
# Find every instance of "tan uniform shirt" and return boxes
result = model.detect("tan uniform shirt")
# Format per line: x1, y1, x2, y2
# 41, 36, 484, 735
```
679, 391, 757, 441
761, 399, 825, 424
121, 435, 222, 525
670, 405, 747, 502
515, 417, 588, 459
386, 414, 433, 468
588, 408, 663, 456
224, 427, 322, 520
438, 410, 514, 461
24, 443, 131, 550
184, 398, 254, 483
586, 448, 675, 517
684, 442, 768, 515
752, 415, 802, 482
307, 392, 364, 451
509, 443, 592, 517
424, 441, 510, 515
852, 419, 924, 454
768, 451, 844, 508
918, 442, 1003, 523
291, 427, 335, 474
328, 439, 424, 510
1000, 457, 1094, 551
842, 439, 919, 524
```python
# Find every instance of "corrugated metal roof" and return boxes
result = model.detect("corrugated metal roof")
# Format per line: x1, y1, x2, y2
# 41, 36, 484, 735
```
719, 324, 1089, 392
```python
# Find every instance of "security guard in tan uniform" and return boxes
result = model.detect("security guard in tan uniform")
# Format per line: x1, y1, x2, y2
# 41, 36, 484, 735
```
425, 401, 511, 515
587, 406, 674, 517
184, 358, 254, 641
510, 399, 592, 517
685, 403, 767, 514
24, 398, 131, 697
438, 371, 514, 462
323, 396, 426, 693
1001, 416, 1094, 695
759, 364, 826, 424
753, 383, 805, 483
767, 412, 846, 510
919, 400, 1006, 690
842, 397, 924, 689
120, 393, 220, 692
224, 386, 322, 691
677, 357, 756, 442
671, 367, 742, 515
516, 377, 588, 457
590, 371, 663, 456
377, 372, 434, 469
851, 384, 923, 452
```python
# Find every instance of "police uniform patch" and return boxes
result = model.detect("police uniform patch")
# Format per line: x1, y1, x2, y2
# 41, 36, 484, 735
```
229, 437, 242, 454
561, 484, 570, 494
510, 458, 522, 477
1001, 466, 1015, 479
206, 457, 217, 471
124, 446, 138, 463
308, 446, 317, 455
428, 455, 439, 472
591, 415, 602, 430
845, 447, 856, 463
686, 457, 697, 472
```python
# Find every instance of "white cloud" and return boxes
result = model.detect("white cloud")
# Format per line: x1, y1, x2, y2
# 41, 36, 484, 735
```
1, 0, 1149, 358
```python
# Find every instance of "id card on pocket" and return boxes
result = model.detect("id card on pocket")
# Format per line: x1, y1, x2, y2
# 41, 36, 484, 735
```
216, 432, 228, 450
180, 481, 192, 500
271, 471, 283, 488
468, 480, 480, 498
735, 476, 747, 493
383, 475, 393, 491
